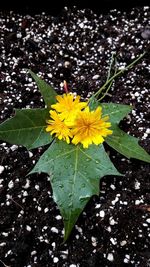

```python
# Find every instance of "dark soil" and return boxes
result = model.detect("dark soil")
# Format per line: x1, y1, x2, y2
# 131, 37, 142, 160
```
0, 5, 150, 267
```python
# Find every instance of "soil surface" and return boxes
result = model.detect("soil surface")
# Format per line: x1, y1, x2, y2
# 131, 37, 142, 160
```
0, 5, 150, 267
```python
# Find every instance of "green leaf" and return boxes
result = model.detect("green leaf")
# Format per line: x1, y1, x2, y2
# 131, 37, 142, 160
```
0, 109, 52, 149
30, 141, 121, 241
89, 97, 132, 124
88, 96, 100, 110
29, 70, 57, 108
101, 103, 132, 124
106, 124, 150, 163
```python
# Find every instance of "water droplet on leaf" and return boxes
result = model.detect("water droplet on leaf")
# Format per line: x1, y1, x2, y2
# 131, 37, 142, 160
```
59, 184, 64, 188
79, 195, 90, 202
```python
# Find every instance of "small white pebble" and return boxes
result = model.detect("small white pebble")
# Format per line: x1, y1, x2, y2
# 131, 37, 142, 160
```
28, 151, 33, 158
31, 251, 37, 256
26, 225, 32, 232
92, 74, 100, 80
124, 258, 129, 263
35, 185, 40, 190
10, 145, 18, 151
17, 33, 22, 38
95, 204, 101, 209
47, 73, 52, 78
146, 218, 150, 223
49, 250, 53, 256
23, 179, 30, 189
112, 197, 119, 205
69, 31, 74, 36
135, 200, 141, 205
8, 180, 14, 189
110, 238, 117, 245
61, 249, 68, 255
0, 166, 5, 174
146, 128, 150, 134
6, 201, 10, 206
43, 226, 48, 230
142, 133, 148, 139
118, 66, 125, 70
134, 92, 140, 97
107, 253, 114, 262
53, 257, 59, 263
2, 232, 9, 237
99, 210, 105, 218
55, 215, 62, 220
91, 236, 97, 247
38, 236, 44, 241
75, 225, 83, 233
107, 37, 113, 44
52, 242, 56, 249
51, 227, 59, 234
109, 218, 117, 225
44, 208, 49, 213
23, 191, 28, 197
60, 82, 64, 88
64, 61, 71, 68
79, 22, 84, 28
134, 181, 141, 190
106, 226, 111, 232
110, 184, 116, 190
0, 242, 6, 246
120, 240, 127, 246
124, 254, 130, 263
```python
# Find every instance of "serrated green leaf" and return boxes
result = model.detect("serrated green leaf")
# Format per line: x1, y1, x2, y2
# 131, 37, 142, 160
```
0, 109, 52, 149
101, 103, 132, 124
30, 141, 121, 241
29, 70, 57, 108
106, 124, 150, 163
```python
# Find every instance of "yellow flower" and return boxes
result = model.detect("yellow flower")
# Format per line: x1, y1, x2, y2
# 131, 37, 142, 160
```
46, 110, 72, 144
51, 94, 87, 126
72, 106, 113, 148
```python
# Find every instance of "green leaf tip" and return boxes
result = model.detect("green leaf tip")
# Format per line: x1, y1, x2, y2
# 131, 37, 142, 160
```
0, 108, 53, 150
30, 141, 121, 241
106, 124, 150, 163
28, 69, 57, 108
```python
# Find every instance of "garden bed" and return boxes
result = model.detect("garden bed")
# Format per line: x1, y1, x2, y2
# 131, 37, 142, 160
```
0, 5, 150, 267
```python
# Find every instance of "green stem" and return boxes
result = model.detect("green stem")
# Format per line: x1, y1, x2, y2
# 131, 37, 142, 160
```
98, 66, 117, 102
93, 51, 146, 100
98, 55, 117, 102
106, 52, 116, 82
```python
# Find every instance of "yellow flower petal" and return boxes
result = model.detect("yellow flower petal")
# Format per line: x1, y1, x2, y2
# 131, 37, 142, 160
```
71, 106, 112, 148
51, 93, 87, 125
46, 110, 72, 143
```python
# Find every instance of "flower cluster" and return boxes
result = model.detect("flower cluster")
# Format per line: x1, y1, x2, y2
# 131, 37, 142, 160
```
46, 94, 113, 148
